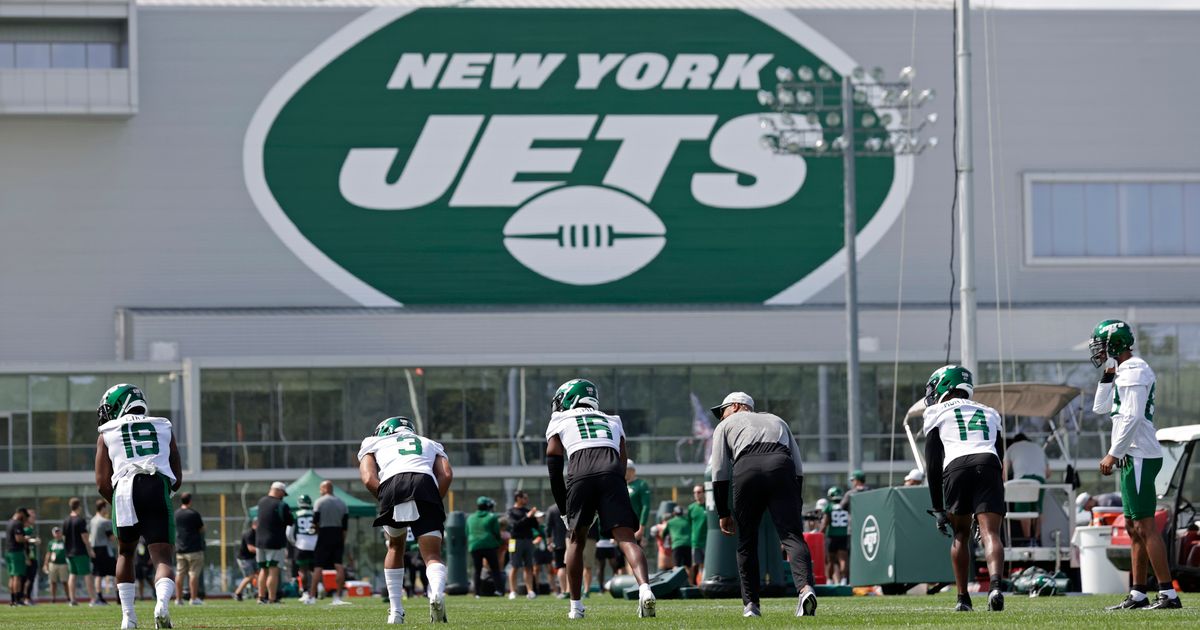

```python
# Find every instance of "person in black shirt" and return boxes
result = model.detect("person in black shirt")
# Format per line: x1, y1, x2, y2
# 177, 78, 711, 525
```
6, 508, 29, 606
543, 503, 567, 597
506, 491, 540, 600
61, 498, 94, 606
174, 493, 206, 605
255, 482, 294, 604
233, 522, 258, 602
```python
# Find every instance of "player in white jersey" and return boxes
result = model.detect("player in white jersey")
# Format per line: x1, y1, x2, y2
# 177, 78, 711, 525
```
93, 384, 182, 629
544, 379, 655, 621
287, 494, 319, 604
920, 366, 1006, 613
358, 416, 454, 624
1089, 319, 1181, 610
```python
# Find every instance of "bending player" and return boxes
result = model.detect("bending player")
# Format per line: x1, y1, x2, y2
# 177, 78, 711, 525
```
922, 366, 1006, 613
358, 416, 453, 624
545, 379, 655, 620
94, 384, 182, 629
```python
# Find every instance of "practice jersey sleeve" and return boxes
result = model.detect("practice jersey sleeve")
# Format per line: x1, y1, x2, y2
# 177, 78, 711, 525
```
1108, 383, 1147, 459
545, 409, 624, 458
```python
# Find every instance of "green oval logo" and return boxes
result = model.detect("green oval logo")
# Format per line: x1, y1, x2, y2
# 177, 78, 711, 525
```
245, 8, 910, 305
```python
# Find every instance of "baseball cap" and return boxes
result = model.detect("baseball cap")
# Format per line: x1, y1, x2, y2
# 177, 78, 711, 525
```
850, 469, 866, 482
52, 526, 62, 534
626, 459, 636, 469
904, 468, 924, 483
270, 481, 288, 495
710, 392, 755, 420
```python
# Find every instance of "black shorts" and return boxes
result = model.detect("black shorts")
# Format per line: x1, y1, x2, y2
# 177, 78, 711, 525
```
553, 547, 566, 569
534, 548, 553, 565
565, 472, 638, 533
92, 547, 116, 576
671, 545, 691, 568
295, 549, 314, 567
595, 545, 624, 562
374, 473, 446, 538
314, 528, 345, 567
944, 456, 1006, 516
827, 535, 849, 553
114, 473, 176, 546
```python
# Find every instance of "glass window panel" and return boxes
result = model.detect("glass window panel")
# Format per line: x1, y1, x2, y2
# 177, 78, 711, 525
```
1150, 183, 1185, 256
86, 42, 116, 69
1186, 184, 1200, 256
230, 370, 272, 469
50, 43, 86, 68
424, 368, 464, 462
1050, 183, 1085, 256
30, 375, 68, 471
309, 369, 350, 467
275, 370, 311, 469
67, 374, 105, 412
15, 43, 50, 68
344, 369, 387, 441
1083, 183, 1119, 256
462, 368, 507, 466
1030, 183, 1054, 257
0, 43, 13, 68
0, 375, 27, 410
1121, 183, 1153, 256
613, 368, 653, 464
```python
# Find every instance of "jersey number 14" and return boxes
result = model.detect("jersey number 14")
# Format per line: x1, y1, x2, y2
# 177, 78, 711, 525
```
953, 409, 989, 441
121, 422, 160, 458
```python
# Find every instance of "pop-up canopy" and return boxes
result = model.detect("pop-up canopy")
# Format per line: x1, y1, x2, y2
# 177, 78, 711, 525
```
905, 382, 1082, 424
248, 469, 376, 518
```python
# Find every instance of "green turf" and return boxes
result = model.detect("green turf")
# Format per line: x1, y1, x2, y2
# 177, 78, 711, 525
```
4, 593, 1196, 628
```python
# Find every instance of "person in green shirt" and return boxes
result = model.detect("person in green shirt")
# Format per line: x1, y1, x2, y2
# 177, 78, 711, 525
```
466, 496, 503, 596
44, 526, 69, 603
665, 505, 692, 571
687, 485, 707, 584
822, 487, 850, 585
625, 460, 652, 542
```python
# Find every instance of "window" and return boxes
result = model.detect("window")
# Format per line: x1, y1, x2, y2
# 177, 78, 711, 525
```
0, 42, 13, 68
50, 43, 86, 68
1026, 174, 1200, 263
14, 43, 50, 68
86, 43, 116, 69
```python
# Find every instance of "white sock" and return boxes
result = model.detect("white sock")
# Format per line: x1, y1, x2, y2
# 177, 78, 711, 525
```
426, 562, 447, 600
1161, 588, 1178, 599
385, 568, 406, 615
1130, 589, 1147, 601
570, 599, 584, 611
639, 583, 654, 599
155, 578, 175, 611
118, 583, 136, 620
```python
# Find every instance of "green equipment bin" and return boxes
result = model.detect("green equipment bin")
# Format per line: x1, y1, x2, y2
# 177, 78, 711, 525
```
848, 487, 954, 587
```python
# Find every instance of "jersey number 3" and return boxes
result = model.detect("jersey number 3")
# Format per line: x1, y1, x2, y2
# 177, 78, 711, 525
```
396, 436, 423, 456
121, 422, 159, 458
953, 409, 989, 441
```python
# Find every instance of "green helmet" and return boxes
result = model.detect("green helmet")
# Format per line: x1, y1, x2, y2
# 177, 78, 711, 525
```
552, 379, 599, 412
374, 416, 416, 437
476, 496, 495, 510
1031, 574, 1058, 597
297, 494, 313, 509
827, 486, 843, 499
97, 383, 148, 424
1089, 319, 1134, 367
924, 365, 974, 406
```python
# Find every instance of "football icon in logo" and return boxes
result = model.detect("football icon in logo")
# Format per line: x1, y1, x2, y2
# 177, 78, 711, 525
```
502, 185, 667, 286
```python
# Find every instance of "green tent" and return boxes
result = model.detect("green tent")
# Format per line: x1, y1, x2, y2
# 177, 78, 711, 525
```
248, 469, 377, 518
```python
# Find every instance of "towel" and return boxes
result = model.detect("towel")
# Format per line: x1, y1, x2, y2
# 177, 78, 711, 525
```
392, 501, 420, 523
111, 461, 158, 528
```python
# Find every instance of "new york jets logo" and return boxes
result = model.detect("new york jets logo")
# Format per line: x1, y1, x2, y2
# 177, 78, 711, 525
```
861, 514, 880, 562
245, 8, 910, 305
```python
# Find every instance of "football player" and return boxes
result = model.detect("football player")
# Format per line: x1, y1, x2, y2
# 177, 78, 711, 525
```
358, 416, 453, 624
822, 487, 850, 585
94, 384, 183, 629
287, 495, 319, 604
921, 366, 1005, 613
545, 379, 655, 620
1090, 320, 1182, 610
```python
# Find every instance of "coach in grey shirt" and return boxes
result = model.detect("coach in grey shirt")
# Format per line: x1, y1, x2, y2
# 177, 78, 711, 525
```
312, 480, 350, 604
709, 392, 816, 618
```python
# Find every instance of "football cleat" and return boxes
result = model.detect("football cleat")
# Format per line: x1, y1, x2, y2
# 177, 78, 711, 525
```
743, 602, 761, 618
1146, 594, 1183, 610
797, 589, 818, 616
387, 610, 405, 624
954, 594, 973, 612
1106, 594, 1149, 610
430, 594, 447, 622
637, 590, 656, 618
987, 590, 1004, 611
120, 617, 138, 629
153, 604, 172, 629
568, 606, 586, 620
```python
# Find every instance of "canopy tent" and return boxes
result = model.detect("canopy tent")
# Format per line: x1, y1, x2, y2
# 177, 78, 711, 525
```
247, 469, 377, 518
904, 382, 1082, 424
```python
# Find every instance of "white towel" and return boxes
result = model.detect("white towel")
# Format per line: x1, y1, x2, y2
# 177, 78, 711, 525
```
392, 501, 419, 523
111, 462, 158, 528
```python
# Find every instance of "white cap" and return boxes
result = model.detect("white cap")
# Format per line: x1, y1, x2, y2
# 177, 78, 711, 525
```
904, 468, 925, 483
1075, 492, 1091, 508
270, 481, 288, 495
710, 392, 755, 420
626, 459, 636, 469
814, 498, 829, 511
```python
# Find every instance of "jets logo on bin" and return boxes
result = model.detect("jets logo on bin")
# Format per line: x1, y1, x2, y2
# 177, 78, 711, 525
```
861, 514, 880, 562
245, 8, 910, 305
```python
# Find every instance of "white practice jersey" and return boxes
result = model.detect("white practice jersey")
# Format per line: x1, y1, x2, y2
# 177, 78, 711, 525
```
98, 415, 177, 483
289, 508, 318, 551
922, 399, 1001, 469
544, 407, 625, 459
357, 431, 446, 487
1093, 356, 1161, 459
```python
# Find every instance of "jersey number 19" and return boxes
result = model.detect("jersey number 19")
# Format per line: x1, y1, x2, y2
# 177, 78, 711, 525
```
121, 422, 160, 458
953, 408, 989, 441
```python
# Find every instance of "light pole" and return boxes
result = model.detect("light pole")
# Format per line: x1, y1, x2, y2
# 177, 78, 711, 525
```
758, 64, 937, 475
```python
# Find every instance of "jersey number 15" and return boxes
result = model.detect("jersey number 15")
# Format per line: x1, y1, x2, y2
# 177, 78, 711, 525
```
953, 409, 989, 441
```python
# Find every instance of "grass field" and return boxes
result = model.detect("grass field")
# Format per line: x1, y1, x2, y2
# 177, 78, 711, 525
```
4, 593, 1197, 628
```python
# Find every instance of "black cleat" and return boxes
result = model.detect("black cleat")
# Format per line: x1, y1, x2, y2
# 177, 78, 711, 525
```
1146, 594, 1183, 610
987, 590, 1004, 611
954, 594, 973, 612
1106, 594, 1150, 610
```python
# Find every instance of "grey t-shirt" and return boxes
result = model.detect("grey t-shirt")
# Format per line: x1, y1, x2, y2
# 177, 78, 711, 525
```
89, 513, 114, 554
314, 494, 348, 531
709, 411, 804, 482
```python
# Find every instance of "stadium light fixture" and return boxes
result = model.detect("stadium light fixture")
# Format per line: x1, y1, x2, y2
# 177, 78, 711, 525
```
755, 64, 938, 475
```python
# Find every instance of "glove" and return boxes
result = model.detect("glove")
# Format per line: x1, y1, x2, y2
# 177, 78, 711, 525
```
561, 514, 570, 529
927, 509, 951, 537
1102, 356, 1117, 372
